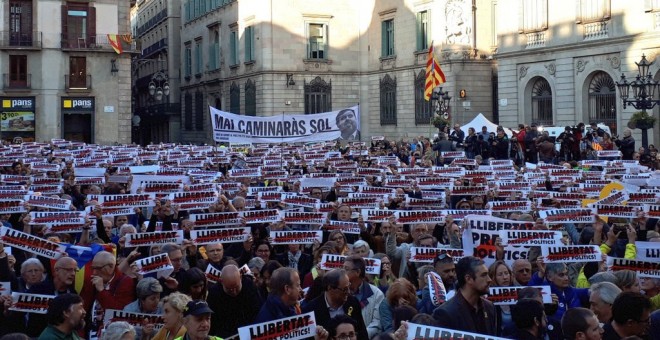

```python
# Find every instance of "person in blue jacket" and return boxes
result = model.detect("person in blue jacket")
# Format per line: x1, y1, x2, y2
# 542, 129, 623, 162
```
528, 259, 590, 326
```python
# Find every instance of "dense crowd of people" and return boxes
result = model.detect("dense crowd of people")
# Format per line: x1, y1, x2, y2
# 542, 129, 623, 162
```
0, 130, 657, 340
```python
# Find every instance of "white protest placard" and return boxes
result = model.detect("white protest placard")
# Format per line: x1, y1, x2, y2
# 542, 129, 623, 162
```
361, 209, 394, 223
487, 286, 552, 305
97, 193, 156, 208
326, 220, 361, 235
406, 323, 510, 340
319, 254, 346, 271
29, 211, 85, 225
128, 165, 160, 174
538, 208, 595, 224
593, 204, 638, 218
204, 264, 222, 283
462, 215, 532, 268
363, 258, 382, 275
189, 212, 242, 227
9, 292, 54, 314
499, 230, 563, 246
74, 167, 106, 177
635, 242, 660, 263
103, 309, 164, 332
167, 191, 218, 205
270, 230, 322, 245
238, 312, 316, 340
280, 194, 320, 209
409, 247, 464, 263
282, 211, 327, 225
608, 257, 660, 278
395, 210, 445, 225
124, 230, 184, 247
0, 226, 64, 259
0, 200, 26, 214
134, 253, 173, 278
23, 195, 71, 211
541, 245, 601, 263
190, 228, 250, 245
488, 200, 532, 213
241, 209, 281, 224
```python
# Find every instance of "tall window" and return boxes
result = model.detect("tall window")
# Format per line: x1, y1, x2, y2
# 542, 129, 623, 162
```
382, 19, 395, 56
519, 0, 547, 32
244, 26, 254, 62
308, 23, 327, 59
588, 72, 617, 135
184, 92, 193, 130
9, 55, 27, 88
184, 43, 192, 78
9, 1, 33, 46
62, 3, 95, 48
531, 77, 553, 126
416, 10, 430, 51
304, 76, 332, 114
229, 30, 239, 66
194, 39, 202, 76
68, 56, 87, 89
208, 29, 220, 70
195, 91, 204, 130
576, 0, 611, 23
380, 74, 397, 125
245, 79, 256, 116
414, 70, 433, 125
230, 82, 240, 114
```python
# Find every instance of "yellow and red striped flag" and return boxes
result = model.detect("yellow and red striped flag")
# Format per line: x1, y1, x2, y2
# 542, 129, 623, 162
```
424, 42, 446, 101
592, 142, 603, 151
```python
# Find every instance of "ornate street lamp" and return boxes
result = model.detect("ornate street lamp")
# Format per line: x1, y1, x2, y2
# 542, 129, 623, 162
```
148, 71, 170, 102
432, 86, 452, 118
615, 55, 660, 147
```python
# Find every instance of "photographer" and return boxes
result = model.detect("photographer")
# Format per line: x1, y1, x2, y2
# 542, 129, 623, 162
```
614, 129, 635, 160
557, 126, 576, 162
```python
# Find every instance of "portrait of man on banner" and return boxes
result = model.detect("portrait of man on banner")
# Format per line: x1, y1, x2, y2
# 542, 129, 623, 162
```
336, 108, 361, 141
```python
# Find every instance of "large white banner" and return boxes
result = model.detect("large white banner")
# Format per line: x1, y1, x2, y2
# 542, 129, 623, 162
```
210, 105, 361, 143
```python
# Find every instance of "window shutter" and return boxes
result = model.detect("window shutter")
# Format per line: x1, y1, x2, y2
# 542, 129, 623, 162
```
61, 5, 68, 48
381, 21, 387, 56
416, 12, 422, 51
426, 10, 432, 49
88, 6, 96, 45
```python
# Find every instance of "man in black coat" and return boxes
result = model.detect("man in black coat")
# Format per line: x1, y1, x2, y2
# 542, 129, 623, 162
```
275, 244, 313, 277
207, 264, 262, 338
432, 256, 499, 336
301, 269, 368, 340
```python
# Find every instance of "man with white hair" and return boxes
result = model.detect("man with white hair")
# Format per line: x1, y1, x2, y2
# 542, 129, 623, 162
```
615, 128, 635, 160
81, 251, 136, 312
589, 282, 622, 323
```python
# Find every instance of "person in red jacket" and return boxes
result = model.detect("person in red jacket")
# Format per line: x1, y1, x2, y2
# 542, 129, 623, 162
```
81, 250, 136, 313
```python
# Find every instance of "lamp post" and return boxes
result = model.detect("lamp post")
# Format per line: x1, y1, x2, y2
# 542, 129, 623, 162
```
432, 86, 452, 118
615, 54, 660, 147
148, 71, 170, 102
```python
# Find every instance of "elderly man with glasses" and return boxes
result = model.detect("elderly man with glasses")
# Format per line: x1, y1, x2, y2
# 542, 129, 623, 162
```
81, 250, 136, 312
302, 269, 368, 339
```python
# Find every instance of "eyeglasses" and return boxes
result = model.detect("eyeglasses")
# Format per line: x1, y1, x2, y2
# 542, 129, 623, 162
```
91, 263, 113, 271
335, 332, 357, 340
381, 262, 391, 266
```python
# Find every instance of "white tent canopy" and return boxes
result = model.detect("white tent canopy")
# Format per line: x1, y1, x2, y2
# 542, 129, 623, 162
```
460, 113, 513, 137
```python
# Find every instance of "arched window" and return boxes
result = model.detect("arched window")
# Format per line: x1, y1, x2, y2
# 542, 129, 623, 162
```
414, 70, 433, 125
245, 79, 256, 116
380, 74, 397, 125
304, 76, 332, 114
588, 71, 617, 135
531, 78, 553, 126
229, 82, 240, 114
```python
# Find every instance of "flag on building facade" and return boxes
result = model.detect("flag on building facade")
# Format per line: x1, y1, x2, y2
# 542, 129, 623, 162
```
424, 42, 446, 101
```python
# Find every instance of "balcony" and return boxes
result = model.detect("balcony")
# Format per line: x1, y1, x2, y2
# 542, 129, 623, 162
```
61, 34, 140, 53
64, 75, 92, 92
2, 74, 31, 90
0, 31, 42, 49
141, 38, 168, 58
136, 9, 168, 37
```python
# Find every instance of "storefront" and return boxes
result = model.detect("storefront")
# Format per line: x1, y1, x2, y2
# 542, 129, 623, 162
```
0, 97, 36, 143
61, 97, 94, 143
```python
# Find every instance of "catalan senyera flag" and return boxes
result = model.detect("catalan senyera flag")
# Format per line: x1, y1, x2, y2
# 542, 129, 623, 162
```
592, 142, 603, 151
424, 42, 446, 101
107, 34, 133, 54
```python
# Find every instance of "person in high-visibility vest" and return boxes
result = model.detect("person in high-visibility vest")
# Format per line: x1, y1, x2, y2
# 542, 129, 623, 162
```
174, 300, 223, 340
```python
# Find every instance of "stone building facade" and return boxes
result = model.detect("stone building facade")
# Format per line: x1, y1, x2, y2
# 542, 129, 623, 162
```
0, 0, 134, 144
496, 0, 660, 143
173, 0, 497, 144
